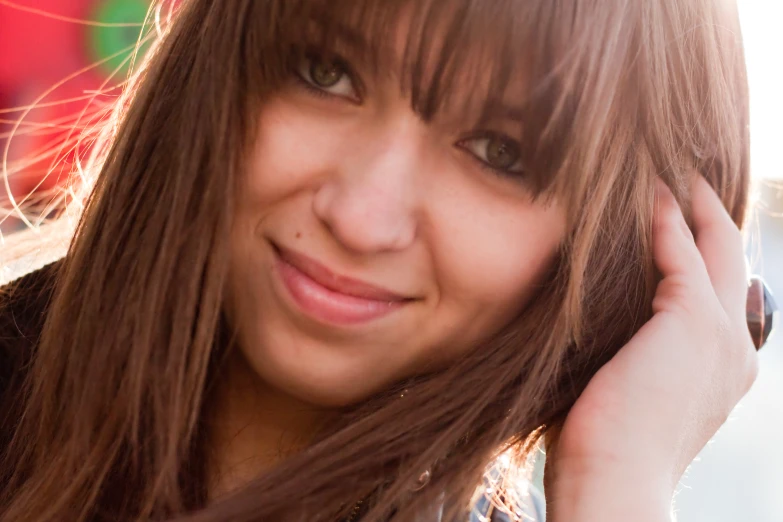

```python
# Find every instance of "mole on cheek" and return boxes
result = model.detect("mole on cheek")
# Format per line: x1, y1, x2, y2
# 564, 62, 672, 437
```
296, 232, 302, 239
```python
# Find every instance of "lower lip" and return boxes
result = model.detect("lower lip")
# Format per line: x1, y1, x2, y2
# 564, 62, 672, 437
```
273, 251, 406, 326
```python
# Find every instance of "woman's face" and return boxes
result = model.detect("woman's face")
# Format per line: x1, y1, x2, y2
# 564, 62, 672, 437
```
226, 28, 567, 407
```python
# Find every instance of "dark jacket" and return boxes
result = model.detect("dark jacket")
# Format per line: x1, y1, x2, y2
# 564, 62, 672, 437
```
0, 261, 545, 522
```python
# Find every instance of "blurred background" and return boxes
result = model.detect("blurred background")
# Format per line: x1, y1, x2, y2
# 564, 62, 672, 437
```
0, 1, 781, 521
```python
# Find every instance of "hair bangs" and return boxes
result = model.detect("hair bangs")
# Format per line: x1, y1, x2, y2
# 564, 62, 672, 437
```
244, 0, 608, 200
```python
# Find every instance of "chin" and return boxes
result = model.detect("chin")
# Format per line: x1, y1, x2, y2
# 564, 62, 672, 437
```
241, 329, 399, 408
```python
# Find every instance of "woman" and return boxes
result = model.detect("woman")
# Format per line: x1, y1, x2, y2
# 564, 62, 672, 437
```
0, 0, 763, 521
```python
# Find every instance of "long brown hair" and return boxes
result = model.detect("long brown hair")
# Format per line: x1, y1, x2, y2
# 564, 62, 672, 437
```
0, 0, 750, 521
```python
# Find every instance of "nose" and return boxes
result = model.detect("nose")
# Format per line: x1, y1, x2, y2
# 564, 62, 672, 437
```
313, 118, 424, 254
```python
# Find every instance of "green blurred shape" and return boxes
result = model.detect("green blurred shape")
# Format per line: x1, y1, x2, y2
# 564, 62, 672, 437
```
89, 0, 153, 77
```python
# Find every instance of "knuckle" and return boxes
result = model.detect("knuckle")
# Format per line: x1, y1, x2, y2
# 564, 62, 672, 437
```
658, 274, 694, 301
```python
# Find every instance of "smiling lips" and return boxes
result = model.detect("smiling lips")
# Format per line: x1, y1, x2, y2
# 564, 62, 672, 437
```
272, 243, 412, 326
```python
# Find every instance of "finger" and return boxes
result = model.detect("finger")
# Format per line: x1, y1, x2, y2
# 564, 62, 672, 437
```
652, 177, 708, 284
690, 175, 748, 316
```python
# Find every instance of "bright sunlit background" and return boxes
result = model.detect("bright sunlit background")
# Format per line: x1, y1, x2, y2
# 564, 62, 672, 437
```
673, 3, 783, 522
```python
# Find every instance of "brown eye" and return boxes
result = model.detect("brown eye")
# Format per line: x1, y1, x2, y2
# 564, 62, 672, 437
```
486, 137, 521, 171
310, 58, 344, 88
296, 54, 360, 101
460, 134, 525, 175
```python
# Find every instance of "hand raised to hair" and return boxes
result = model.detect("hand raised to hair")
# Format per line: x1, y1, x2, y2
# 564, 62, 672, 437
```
545, 177, 759, 522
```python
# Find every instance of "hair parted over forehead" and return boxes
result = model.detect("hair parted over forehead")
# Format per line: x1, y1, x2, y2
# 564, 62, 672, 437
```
0, 0, 749, 521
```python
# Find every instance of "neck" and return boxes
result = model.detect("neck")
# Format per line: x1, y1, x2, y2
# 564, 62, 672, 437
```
206, 349, 334, 500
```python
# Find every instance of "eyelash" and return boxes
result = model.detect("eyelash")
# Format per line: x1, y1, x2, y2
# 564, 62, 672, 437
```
294, 52, 363, 103
294, 75, 335, 99
457, 132, 526, 178
293, 54, 526, 179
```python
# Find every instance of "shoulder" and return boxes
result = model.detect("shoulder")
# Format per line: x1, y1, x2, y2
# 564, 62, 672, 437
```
0, 259, 61, 341
0, 259, 62, 393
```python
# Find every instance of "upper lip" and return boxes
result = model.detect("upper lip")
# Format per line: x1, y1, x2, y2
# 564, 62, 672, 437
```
273, 243, 412, 302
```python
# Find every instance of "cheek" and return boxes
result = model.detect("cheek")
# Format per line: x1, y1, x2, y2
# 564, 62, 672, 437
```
241, 98, 348, 208
429, 186, 566, 347
457, 215, 557, 298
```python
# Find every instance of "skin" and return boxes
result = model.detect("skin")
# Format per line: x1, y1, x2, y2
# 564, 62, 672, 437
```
212, 18, 758, 518
547, 177, 758, 521
213, 28, 566, 494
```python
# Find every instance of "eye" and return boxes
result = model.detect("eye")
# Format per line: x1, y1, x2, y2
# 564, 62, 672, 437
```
295, 53, 360, 102
459, 133, 525, 175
